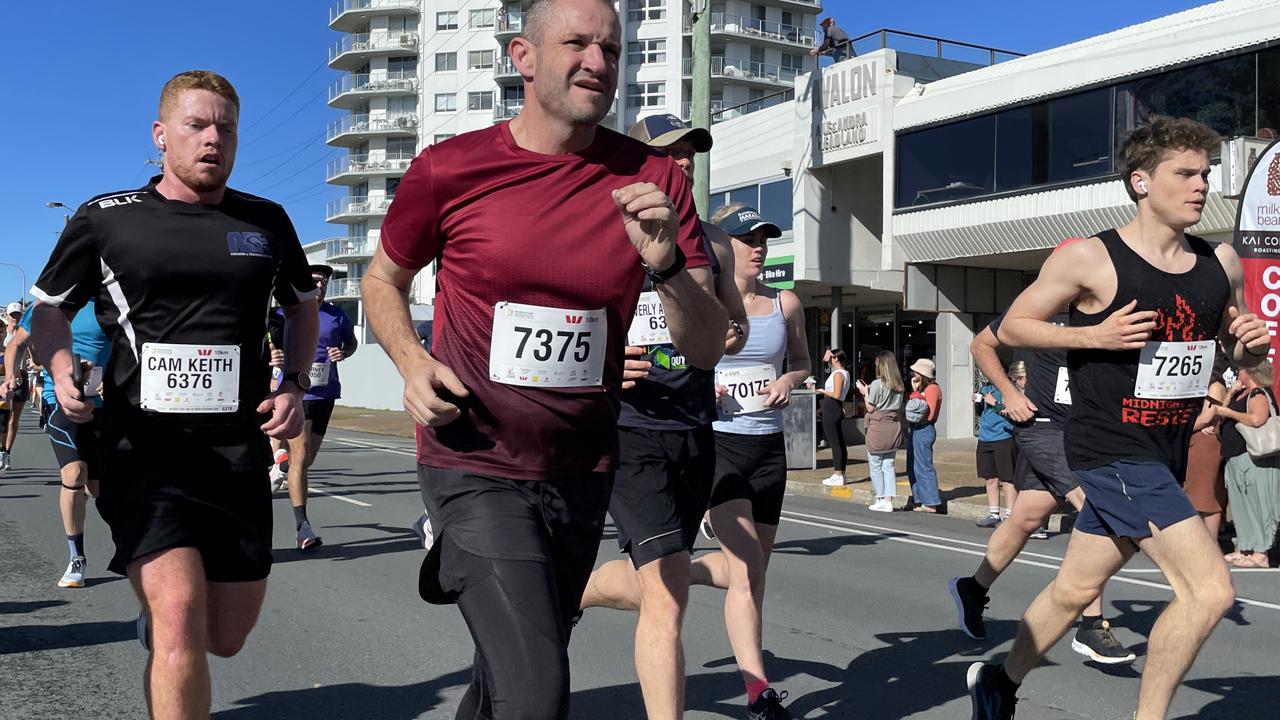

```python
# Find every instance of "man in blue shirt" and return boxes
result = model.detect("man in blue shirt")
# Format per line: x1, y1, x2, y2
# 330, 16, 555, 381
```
974, 362, 1023, 527
268, 265, 357, 550
6, 300, 110, 587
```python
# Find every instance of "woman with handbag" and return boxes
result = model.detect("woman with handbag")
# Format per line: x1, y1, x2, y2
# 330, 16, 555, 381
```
1214, 362, 1280, 568
819, 349, 852, 487
856, 351, 904, 511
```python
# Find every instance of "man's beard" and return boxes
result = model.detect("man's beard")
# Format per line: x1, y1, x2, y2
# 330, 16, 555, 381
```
173, 162, 231, 193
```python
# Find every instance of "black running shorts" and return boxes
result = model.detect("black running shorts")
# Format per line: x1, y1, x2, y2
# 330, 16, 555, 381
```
976, 438, 1017, 483
96, 416, 273, 582
611, 425, 715, 568
44, 404, 104, 474
303, 398, 336, 437
1012, 422, 1079, 498
709, 431, 788, 525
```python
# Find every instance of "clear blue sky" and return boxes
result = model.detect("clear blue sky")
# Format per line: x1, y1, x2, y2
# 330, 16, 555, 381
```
0, 0, 1212, 304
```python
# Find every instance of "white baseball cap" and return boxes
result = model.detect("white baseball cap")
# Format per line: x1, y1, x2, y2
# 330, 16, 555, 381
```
5, 302, 22, 315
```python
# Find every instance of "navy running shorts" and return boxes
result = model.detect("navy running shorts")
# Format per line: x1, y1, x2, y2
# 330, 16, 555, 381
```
1073, 460, 1197, 539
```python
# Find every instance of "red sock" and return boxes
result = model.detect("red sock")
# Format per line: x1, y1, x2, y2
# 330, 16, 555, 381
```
746, 678, 770, 703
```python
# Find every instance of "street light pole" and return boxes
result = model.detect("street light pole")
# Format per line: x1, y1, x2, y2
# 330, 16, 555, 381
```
691, 0, 711, 218
0, 262, 27, 303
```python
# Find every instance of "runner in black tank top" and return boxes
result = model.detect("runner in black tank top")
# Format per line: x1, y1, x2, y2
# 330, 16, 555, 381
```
965, 117, 1273, 720
1066, 229, 1230, 481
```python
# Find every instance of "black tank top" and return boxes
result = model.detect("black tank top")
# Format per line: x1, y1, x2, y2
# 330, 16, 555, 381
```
1065, 229, 1229, 479
617, 229, 721, 431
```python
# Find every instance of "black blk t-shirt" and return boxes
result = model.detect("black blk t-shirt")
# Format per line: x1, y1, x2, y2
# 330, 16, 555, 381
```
988, 311, 1071, 425
32, 176, 318, 436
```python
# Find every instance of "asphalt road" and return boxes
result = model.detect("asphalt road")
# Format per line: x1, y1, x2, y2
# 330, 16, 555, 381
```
1, 414, 1277, 719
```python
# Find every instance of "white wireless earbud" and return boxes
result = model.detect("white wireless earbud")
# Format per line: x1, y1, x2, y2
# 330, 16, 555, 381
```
159, 135, 166, 148
1137, 179, 1147, 193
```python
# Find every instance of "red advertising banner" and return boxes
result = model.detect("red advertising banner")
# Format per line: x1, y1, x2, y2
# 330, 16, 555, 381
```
1233, 138, 1280, 392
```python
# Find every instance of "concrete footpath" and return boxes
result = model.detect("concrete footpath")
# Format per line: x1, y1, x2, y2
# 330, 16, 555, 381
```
329, 406, 1074, 528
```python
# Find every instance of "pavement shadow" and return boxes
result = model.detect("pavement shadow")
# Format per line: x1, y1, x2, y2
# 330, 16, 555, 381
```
0, 600, 68, 615
1173, 674, 1280, 719
215, 669, 471, 720
771, 531, 901, 557
0, 493, 41, 500
272, 523, 424, 565
0, 619, 135, 655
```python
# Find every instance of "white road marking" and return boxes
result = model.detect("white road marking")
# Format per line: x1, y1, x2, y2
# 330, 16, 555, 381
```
310, 484, 373, 507
329, 435, 417, 457
778, 509, 1280, 612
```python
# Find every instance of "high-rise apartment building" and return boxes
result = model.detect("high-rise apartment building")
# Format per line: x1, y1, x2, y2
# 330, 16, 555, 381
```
322, 0, 821, 314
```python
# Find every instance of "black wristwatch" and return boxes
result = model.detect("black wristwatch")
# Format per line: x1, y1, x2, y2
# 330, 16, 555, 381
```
642, 247, 686, 285
280, 371, 310, 393
729, 319, 745, 342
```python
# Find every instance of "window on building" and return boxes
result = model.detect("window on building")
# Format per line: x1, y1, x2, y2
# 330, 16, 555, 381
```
627, 0, 665, 22
994, 87, 1113, 190
386, 177, 402, 198
435, 52, 457, 72
387, 137, 416, 157
1115, 53, 1256, 143
896, 114, 996, 207
434, 93, 457, 112
436, 11, 458, 30
780, 53, 804, 73
759, 179, 792, 231
729, 186, 756, 207
387, 96, 417, 114
388, 56, 417, 75
468, 50, 494, 70
626, 82, 665, 108
388, 16, 415, 33
709, 192, 728, 215
750, 46, 765, 67
433, 134, 456, 144
1260, 46, 1280, 136
469, 8, 496, 28
781, 11, 793, 27
627, 39, 666, 65
751, 4, 766, 20
468, 91, 494, 111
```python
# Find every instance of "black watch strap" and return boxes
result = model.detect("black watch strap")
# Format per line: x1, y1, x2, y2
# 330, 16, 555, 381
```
280, 371, 307, 391
643, 247, 686, 285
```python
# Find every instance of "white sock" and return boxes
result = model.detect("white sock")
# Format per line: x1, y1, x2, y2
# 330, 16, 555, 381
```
988, 505, 999, 516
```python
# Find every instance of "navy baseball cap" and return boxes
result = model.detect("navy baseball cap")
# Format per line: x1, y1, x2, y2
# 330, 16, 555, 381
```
628, 114, 713, 152
717, 206, 782, 238
309, 264, 335, 279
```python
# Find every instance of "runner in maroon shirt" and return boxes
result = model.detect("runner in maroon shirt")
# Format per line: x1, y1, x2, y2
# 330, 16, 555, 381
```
361, 0, 730, 716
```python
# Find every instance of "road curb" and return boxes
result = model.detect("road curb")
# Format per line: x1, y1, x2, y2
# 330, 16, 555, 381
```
785, 480, 1075, 531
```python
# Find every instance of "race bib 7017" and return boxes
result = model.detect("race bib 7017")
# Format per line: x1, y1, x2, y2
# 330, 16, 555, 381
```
717, 364, 778, 415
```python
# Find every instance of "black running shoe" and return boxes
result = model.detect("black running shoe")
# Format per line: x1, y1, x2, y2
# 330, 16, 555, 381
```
950, 576, 989, 640
966, 662, 1017, 720
747, 688, 791, 720
1071, 618, 1136, 664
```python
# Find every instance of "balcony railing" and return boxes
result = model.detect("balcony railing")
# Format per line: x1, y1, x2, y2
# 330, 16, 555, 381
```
328, 71, 418, 103
684, 13, 816, 47
326, 113, 419, 142
329, 31, 421, 65
324, 236, 376, 262
329, 0, 419, 26
680, 91, 793, 124
326, 153, 416, 182
326, 196, 392, 221
683, 57, 799, 86
494, 56, 519, 80
326, 277, 362, 300
494, 99, 523, 120
831, 28, 1025, 67
495, 12, 523, 36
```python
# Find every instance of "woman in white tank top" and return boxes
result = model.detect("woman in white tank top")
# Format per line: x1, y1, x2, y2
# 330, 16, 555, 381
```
690, 204, 810, 715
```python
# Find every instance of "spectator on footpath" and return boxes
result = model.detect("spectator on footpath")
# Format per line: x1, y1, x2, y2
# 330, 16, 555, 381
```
1215, 361, 1280, 568
974, 362, 1023, 528
1184, 351, 1231, 543
810, 17, 851, 62
819, 349, 851, 487
857, 350, 904, 511
906, 359, 942, 513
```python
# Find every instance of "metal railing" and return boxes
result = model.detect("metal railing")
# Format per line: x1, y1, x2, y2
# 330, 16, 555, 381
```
326, 196, 391, 221
682, 56, 799, 85
684, 13, 816, 47
680, 89, 794, 124
496, 12, 523, 34
817, 28, 1024, 68
326, 153, 416, 181
326, 113, 419, 141
494, 99, 523, 120
328, 71, 418, 102
329, 0, 419, 24
494, 56, 519, 79
326, 278, 362, 299
324, 236, 375, 261
329, 31, 421, 63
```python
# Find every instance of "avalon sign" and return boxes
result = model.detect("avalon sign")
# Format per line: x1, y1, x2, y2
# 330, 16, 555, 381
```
810, 57, 882, 167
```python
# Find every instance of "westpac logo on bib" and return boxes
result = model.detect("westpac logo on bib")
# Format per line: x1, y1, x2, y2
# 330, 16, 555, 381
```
227, 232, 272, 258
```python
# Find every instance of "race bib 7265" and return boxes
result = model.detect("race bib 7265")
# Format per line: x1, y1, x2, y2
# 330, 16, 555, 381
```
1134, 341, 1214, 399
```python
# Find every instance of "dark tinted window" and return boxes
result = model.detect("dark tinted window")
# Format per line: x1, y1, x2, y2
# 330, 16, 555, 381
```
1259, 46, 1280, 138
729, 186, 756, 208
896, 114, 995, 207
1046, 88, 1113, 182
1115, 54, 1255, 143
758, 179, 792, 231
995, 105, 1038, 191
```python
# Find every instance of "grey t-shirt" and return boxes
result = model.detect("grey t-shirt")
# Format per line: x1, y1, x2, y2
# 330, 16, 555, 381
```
865, 379, 902, 411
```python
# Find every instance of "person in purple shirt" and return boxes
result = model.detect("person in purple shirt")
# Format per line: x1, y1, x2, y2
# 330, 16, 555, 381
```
268, 265, 358, 550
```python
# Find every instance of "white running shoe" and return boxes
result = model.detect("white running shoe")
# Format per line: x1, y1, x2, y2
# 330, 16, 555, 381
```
868, 499, 894, 513
0, 451, 9, 470
699, 516, 716, 541
269, 465, 287, 492
58, 556, 86, 588
297, 522, 323, 551
822, 474, 846, 487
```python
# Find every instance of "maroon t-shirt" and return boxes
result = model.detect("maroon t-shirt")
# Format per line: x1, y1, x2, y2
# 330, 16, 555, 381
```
380, 122, 709, 480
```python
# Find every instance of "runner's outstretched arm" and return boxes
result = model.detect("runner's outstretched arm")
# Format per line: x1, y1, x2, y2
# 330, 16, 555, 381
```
705, 222, 749, 355
30, 303, 89, 422
2, 326, 29, 402
1213, 243, 1271, 367
971, 326, 1036, 422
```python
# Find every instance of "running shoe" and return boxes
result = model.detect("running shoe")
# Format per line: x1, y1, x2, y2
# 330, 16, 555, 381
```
136, 612, 150, 651
966, 662, 1017, 719
949, 576, 989, 640
0, 451, 9, 470
297, 522, 323, 551
412, 512, 434, 550
700, 516, 716, 541
868, 498, 894, 513
1071, 618, 1136, 664
58, 556, 86, 588
746, 688, 791, 720
821, 474, 846, 487
976, 513, 1002, 528
269, 465, 287, 493
1029, 526, 1050, 540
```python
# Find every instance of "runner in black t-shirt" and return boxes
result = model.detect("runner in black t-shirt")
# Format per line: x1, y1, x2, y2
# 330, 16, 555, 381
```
967, 117, 1270, 720
27, 70, 318, 719
952, 304, 1134, 666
